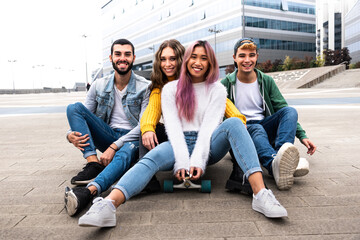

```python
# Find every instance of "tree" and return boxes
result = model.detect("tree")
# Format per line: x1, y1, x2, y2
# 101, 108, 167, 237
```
340, 47, 352, 69
262, 60, 273, 72
315, 55, 325, 67
272, 59, 283, 72
323, 49, 334, 66
282, 56, 292, 71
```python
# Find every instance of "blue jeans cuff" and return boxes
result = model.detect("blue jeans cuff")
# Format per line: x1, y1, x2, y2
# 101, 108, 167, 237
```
112, 185, 130, 202
83, 151, 97, 159
244, 167, 263, 179
87, 182, 102, 197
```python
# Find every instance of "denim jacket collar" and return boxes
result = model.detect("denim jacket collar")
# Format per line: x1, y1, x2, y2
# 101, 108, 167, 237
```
104, 71, 137, 94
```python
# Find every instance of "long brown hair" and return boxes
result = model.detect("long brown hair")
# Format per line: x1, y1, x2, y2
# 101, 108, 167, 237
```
150, 39, 185, 91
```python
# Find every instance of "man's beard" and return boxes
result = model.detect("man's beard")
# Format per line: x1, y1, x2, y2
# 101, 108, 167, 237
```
112, 60, 133, 75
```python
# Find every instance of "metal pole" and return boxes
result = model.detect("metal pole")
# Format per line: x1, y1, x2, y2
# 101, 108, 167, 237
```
242, 0, 245, 38
8, 60, 17, 94
208, 26, 222, 57
82, 34, 89, 85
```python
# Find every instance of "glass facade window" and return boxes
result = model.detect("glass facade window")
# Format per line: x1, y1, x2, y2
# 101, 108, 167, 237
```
245, 16, 315, 33
244, 0, 315, 15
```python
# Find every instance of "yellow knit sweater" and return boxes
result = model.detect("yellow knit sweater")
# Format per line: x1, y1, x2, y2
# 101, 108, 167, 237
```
140, 87, 246, 135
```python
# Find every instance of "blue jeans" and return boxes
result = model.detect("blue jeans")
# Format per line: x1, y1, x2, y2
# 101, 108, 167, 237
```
67, 102, 140, 194
247, 106, 298, 175
87, 141, 139, 194
67, 102, 127, 159
114, 118, 262, 201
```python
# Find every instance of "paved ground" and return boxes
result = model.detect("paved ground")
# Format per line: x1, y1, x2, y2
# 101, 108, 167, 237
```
1, 70, 360, 239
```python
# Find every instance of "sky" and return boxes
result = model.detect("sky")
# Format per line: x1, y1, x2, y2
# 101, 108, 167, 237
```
0, 0, 103, 89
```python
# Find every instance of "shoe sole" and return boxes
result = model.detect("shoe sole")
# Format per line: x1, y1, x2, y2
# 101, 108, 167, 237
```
71, 178, 95, 186
78, 218, 116, 227
64, 187, 79, 216
252, 205, 288, 218
277, 144, 299, 190
294, 168, 309, 177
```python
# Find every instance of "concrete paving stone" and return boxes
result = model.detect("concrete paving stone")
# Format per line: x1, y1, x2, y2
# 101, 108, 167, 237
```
6, 161, 66, 171
286, 206, 360, 221
227, 234, 360, 240
26, 186, 71, 195
301, 195, 360, 207
17, 214, 80, 227
151, 209, 263, 224
183, 198, 251, 211
314, 186, 360, 196
154, 222, 261, 239
270, 186, 325, 197
110, 224, 159, 239
255, 218, 360, 235
1, 186, 34, 196
0, 215, 25, 228
116, 212, 152, 225
0, 194, 62, 205
331, 176, 360, 185
0, 177, 65, 189
0, 169, 37, 177
110, 222, 261, 239
0, 204, 63, 215
0, 227, 111, 240
119, 199, 184, 213
3, 174, 68, 183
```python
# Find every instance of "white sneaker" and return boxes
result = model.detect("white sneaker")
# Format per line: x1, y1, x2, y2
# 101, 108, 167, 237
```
78, 197, 116, 227
272, 143, 300, 190
294, 157, 309, 177
252, 188, 288, 218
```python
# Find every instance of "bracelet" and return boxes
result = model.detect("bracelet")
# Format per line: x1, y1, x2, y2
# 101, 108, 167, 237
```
109, 145, 118, 151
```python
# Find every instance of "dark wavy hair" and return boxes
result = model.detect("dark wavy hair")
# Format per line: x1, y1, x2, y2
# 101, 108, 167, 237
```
150, 39, 185, 91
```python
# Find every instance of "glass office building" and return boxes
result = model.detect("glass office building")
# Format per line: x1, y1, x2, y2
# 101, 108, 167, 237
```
345, 0, 360, 62
101, 0, 316, 77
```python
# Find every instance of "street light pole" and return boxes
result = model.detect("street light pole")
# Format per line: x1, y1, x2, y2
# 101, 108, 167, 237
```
82, 34, 89, 86
8, 59, 17, 94
148, 45, 155, 60
208, 26, 222, 56
242, 0, 246, 38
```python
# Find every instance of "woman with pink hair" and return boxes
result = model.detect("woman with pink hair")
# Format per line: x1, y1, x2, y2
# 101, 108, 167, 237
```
78, 41, 287, 227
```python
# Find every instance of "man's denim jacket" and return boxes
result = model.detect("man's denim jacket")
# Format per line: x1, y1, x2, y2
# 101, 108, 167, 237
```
85, 71, 150, 148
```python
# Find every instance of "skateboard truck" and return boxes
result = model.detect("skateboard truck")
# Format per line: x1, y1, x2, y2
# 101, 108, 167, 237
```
163, 172, 211, 193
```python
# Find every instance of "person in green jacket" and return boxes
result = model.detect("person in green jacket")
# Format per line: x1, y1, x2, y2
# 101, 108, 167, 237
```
221, 38, 316, 191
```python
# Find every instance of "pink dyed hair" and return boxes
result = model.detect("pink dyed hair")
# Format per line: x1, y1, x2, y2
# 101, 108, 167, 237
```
175, 40, 219, 121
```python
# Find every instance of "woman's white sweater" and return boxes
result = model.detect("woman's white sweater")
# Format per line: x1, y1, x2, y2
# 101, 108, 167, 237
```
161, 80, 227, 174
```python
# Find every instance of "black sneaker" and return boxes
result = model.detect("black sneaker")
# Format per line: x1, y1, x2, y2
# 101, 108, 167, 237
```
226, 162, 253, 195
226, 151, 253, 195
64, 186, 94, 216
71, 162, 105, 185
143, 175, 161, 193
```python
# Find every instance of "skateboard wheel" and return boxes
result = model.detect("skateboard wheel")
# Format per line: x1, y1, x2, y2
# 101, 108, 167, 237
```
200, 180, 211, 193
163, 180, 173, 193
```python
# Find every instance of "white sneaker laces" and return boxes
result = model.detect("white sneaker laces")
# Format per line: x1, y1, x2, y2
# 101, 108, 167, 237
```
264, 190, 281, 206
86, 197, 113, 215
